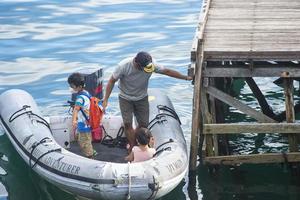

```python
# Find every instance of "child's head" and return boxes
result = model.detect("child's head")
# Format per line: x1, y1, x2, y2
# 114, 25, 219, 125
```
68, 73, 85, 91
136, 128, 152, 145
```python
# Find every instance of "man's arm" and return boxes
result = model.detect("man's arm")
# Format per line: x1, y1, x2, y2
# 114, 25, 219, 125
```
159, 68, 193, 80
102, 75, 117, 109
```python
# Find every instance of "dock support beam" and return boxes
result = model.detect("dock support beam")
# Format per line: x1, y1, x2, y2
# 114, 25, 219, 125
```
284, 78, 298, 152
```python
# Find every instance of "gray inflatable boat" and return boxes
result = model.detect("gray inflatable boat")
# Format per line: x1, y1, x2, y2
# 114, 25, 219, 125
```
0, 89, 188, 200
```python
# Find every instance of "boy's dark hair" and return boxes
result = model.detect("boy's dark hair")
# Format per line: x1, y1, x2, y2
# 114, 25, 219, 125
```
68, 73, 85, 87
136, 128, 152, 145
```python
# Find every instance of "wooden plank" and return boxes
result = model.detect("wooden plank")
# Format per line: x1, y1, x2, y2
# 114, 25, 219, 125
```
191, 0, 211, 61
205, 86, 276, 123
284, 78, 298, 152
208, 78, 219, 156
203, 51, 300, 61
203, 67, 300, 77
204, 123, 300, 134
200, 0, 300, 57
204, 152, 300, 165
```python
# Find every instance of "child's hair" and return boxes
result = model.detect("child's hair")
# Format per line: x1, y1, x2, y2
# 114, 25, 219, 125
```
136, 128, 152, 145
68, 73, 85, 87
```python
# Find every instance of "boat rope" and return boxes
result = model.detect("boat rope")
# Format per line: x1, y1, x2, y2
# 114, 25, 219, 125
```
29, 137, 51, 168
148, 114, 167, 130
153, 146, 171, 157
146, 176, 159, 200
9, 105, 52, 131
101, 126, 127, 148
31, 148, 62, 169
153, 139, 174, 157
156, 139, 174, 151
127, 161, 131, 200
148, 105, 181, 131
9, 105, 31, 122
157, 105, 181, 125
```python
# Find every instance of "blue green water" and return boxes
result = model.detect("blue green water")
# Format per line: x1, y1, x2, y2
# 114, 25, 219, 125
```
1, 0, 300, 200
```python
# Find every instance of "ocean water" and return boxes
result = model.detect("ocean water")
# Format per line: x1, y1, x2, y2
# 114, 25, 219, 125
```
0, 1, 200, 199
1, 0, 300, 200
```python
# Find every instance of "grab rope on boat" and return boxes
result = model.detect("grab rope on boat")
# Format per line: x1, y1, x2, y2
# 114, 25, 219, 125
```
31, 148, 61, 169
147, 176, 159, 200
9, 105, 31, 122
29, 137, 51, 168
157, 105, 181, 125
9, 105, 52, 131
152, 139, 174, 157
148, 105, 181, 131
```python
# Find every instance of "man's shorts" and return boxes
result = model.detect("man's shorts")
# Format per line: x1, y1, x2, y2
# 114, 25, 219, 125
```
119, 96, 149, 128
78, 132, 93, 157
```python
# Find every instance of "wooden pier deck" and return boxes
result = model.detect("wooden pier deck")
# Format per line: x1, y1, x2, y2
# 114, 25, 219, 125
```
189, 0, 300, 171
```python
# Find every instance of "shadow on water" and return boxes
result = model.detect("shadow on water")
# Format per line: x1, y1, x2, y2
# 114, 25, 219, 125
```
0, 134, 75, 200
186, 163, 300, 200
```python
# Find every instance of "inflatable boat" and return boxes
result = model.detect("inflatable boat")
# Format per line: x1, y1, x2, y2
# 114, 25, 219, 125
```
0, 89, 188, 200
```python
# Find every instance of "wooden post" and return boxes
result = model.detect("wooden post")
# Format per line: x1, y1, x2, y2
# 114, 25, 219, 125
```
189, 0, 211, 171
202, 77, 214, 157
208, 78, 219, 156
189, 63, 201, 171
284, 78, 298, 152
189, 46, 204, 171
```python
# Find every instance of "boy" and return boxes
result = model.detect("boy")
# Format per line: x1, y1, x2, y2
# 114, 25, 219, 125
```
68, 73, 95, 158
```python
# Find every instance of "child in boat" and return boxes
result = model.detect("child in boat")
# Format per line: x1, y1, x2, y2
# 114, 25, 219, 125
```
68, 73, 95, 158
125, 128, 156, 163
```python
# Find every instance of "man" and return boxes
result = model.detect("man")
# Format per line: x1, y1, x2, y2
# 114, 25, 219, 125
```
102, 51, 193, 152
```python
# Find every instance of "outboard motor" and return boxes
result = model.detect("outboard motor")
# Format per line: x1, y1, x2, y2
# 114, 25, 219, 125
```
71, 68, 103, 102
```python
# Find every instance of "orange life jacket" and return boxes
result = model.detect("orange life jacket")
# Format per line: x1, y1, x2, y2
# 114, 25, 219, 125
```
78, 92, 104, 142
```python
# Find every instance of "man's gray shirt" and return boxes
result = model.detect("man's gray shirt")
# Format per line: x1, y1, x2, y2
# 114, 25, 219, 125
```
113, 57, 164, 101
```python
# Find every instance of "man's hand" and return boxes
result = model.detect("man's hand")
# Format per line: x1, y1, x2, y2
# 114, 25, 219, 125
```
186, 76, 193, 81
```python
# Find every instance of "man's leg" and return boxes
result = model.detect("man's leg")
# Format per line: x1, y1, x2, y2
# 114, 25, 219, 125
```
133, 96, 149, 128
124, 123, 136, 152
119, 96, 135, 152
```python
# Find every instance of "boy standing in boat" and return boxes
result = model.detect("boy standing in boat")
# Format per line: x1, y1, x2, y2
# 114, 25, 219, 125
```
68, 73, 95, 158
102, 51, 192, 152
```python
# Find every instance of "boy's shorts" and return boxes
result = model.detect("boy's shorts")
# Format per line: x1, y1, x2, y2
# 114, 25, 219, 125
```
78, 132, 93, 157
119, 96, 149, 128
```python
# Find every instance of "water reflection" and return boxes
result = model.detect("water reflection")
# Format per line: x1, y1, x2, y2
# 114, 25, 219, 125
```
0, 58, 98, 86
0, 23, 100, 40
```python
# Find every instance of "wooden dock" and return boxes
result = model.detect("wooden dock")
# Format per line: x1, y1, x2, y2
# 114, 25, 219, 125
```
189, 0, 300, 171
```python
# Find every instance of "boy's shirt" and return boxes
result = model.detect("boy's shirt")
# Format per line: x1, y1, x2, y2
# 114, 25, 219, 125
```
75, 90, 90, 132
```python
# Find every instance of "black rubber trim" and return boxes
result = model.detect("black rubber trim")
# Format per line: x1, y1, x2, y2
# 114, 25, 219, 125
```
0, 114, 114, 184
